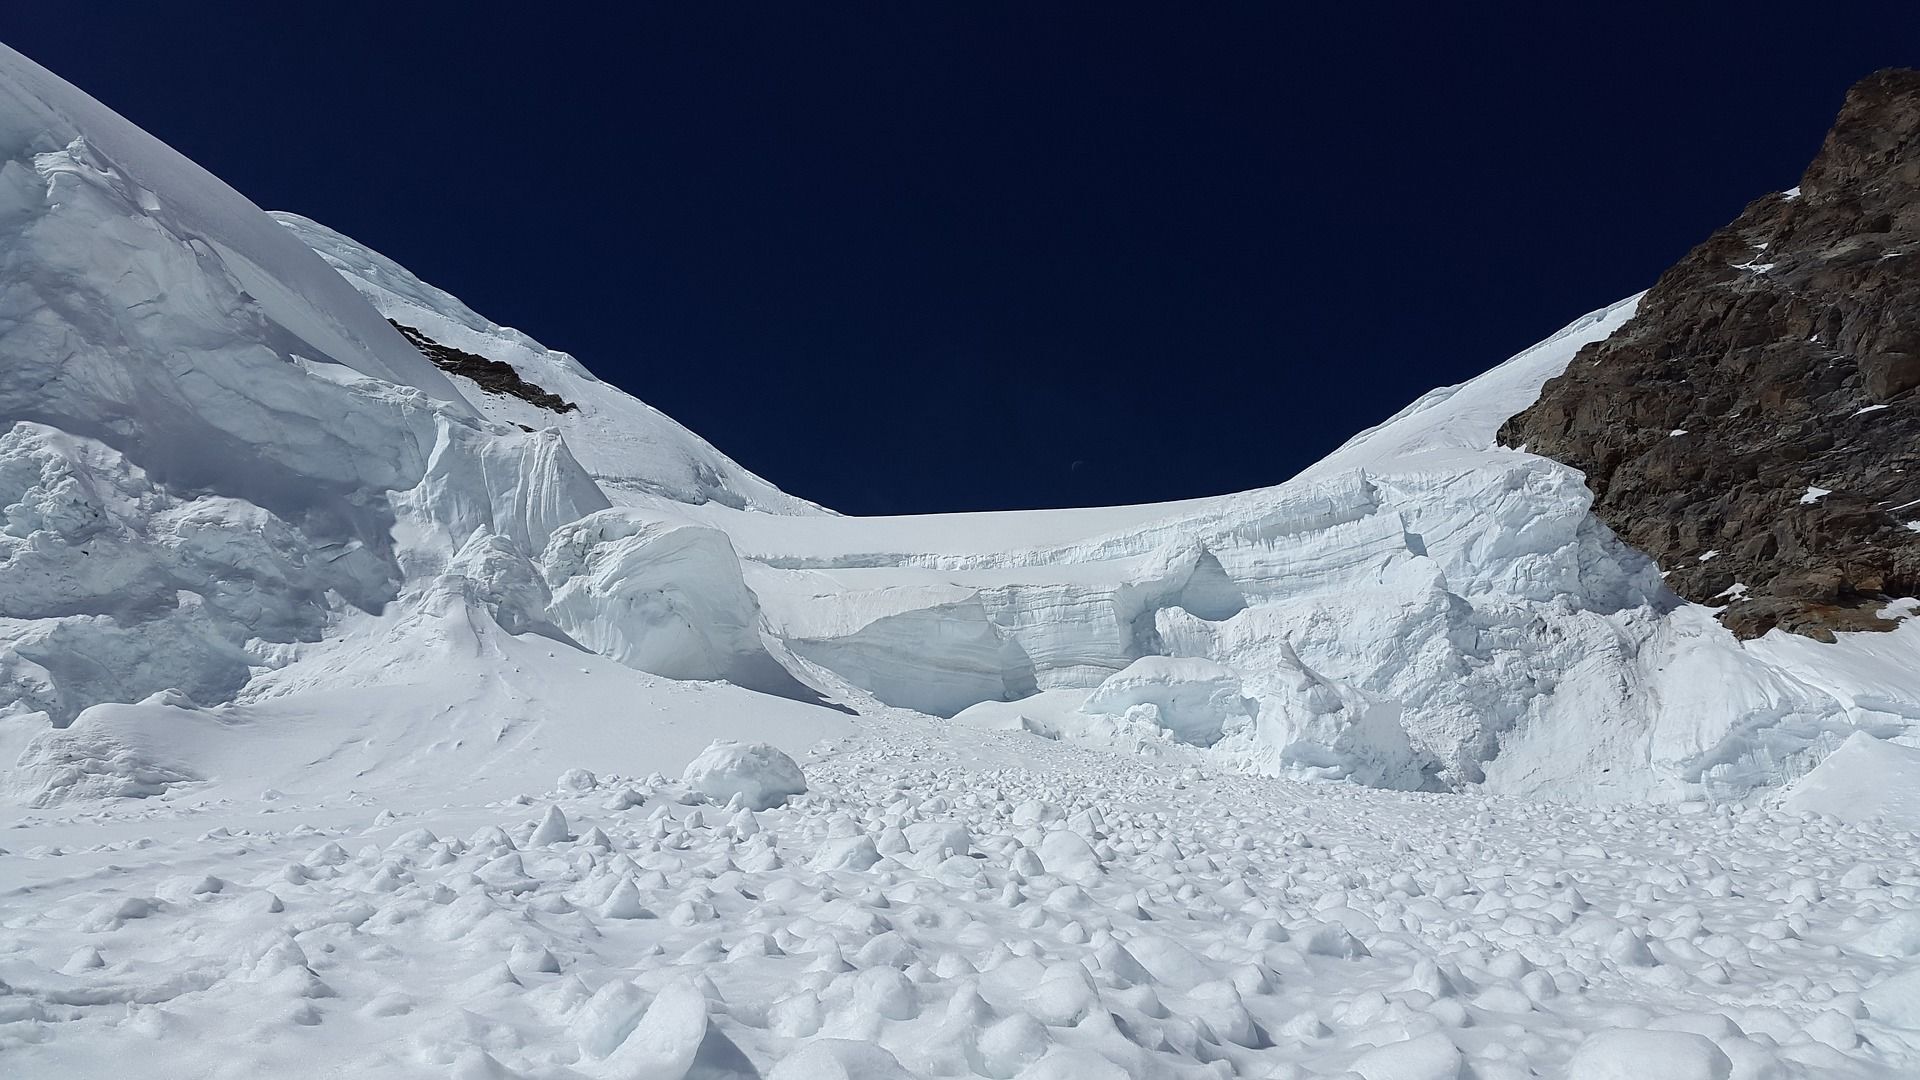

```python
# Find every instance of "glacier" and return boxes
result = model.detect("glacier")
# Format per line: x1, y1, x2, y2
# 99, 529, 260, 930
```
0, 37, 1915, 813
5, 36, 1920, 1080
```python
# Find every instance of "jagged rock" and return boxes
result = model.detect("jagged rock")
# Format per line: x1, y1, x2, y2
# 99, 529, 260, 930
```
1501, 68, 1920, 640
389, 320, 578, 413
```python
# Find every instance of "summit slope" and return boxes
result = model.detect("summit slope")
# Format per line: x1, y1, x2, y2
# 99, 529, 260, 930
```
273, 213, 826, 517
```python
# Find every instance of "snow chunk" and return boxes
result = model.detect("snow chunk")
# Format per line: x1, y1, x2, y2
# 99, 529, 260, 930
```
1037, 828, 1103, 884
599, 978, 708, 1077
1851, 911, 1920, 959
569, 979, 650, 1059
1080, 656, 1254, 746
541, 511, 804, 696
681, 740, 807, 810
1783, 732, 1920, 828
1799, 486, 1832, 505
902, 820, 971, 857
1566, 1029, 1731, 1080
1216, 641, 1428, 789
529, 805, 570, 845
1352, 1032, 1464, 1080
768, 1040, 912, 1080
1864, 968, 1920, 1030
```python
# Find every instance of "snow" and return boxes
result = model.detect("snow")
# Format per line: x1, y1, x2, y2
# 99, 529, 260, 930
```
1801, 486, 1833, 505
1565, 1029, 1732, 1080
1079, 656, 1256, 746
681, 740, 808, 810
674, 305, 1920, 801
273, 213, 823, 518
1782, 730, 1920, 827
1, 37, 1919, 1080
0, 45, 465, 408
1864, 968, 1920, 1031
10, 719, 1920, 1077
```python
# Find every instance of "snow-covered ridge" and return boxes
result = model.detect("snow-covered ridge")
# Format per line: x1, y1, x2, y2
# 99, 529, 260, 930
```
273, 212, 826, 517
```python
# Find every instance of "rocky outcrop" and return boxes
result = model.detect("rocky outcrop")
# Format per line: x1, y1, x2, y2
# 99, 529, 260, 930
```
1500, 69, 1920, 641
389, 320, 579, 413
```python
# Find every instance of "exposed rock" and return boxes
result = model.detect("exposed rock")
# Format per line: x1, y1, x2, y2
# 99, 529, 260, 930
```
389, 320, 578, 413
1500, 69, 1920, 640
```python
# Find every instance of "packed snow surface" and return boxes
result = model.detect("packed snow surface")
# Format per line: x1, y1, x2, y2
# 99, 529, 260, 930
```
7, 718, 1920, 1078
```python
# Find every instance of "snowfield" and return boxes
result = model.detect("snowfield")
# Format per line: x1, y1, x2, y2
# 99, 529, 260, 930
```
1, 35, 1919, 1080
8, 718, 1920, 1078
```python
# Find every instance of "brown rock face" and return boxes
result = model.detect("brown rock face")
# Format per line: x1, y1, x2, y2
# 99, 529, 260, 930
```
1498, 69, 1920, 642
388, 320, 579, 414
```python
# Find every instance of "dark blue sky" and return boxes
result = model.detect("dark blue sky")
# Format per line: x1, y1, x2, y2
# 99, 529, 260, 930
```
5, 6, 1910, 514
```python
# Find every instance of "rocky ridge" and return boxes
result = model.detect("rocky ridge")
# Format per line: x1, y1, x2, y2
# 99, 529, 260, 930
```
389, 319, 579, 413
1500, 69, 1920, 640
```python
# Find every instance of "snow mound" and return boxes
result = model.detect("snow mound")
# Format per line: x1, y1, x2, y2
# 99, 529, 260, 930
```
1565, 1029, 1733, 1080
1864, 968, 1920, 1030
10, 696, 205, 805
540, 509, 806, 697
1781, 730, 1920, 827
681, 739, 807, 809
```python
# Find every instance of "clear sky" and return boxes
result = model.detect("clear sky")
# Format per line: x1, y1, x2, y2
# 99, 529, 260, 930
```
5, 5, 1911, 514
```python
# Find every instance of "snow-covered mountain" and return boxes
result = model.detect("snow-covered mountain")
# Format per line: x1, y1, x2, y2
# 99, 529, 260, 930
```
1, 38, 1916, 813
7, 39, 1920, 1080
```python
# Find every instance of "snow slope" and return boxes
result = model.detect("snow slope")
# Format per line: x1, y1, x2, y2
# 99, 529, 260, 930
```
273, 213, 825, 517
0, 45, 464, 407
